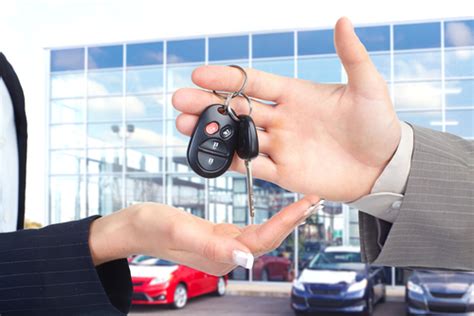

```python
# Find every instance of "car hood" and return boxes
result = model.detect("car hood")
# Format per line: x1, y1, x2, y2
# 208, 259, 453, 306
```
298, 269, 359, 285
129, 265, 178, 278
412, 272, 474, 293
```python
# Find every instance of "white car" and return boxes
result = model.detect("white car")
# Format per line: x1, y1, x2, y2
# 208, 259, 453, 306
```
291, 246, 386, 316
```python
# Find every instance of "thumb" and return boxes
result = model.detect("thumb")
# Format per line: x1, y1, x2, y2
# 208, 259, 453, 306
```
334, 17, 382, 91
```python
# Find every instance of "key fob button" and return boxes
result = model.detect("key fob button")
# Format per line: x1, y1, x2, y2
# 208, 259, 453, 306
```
199, 139, 229, 156
220, 125, 234, 139
197, 151, 227, 171
205, 121, 220, 135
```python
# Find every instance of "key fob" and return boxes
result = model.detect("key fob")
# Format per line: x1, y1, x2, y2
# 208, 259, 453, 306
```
187, 104, 239, 178
237, 115, 259, 160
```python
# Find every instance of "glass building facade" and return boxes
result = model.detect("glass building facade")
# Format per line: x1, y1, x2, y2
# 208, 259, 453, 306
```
46, 18, 473, 284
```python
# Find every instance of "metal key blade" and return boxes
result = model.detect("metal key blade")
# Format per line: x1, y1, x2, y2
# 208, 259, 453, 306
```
245, 159, 255, 223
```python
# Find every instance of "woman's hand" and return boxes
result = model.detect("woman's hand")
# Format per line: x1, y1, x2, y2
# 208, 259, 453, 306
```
89, 195, 319, 276
172, 17, 401, 202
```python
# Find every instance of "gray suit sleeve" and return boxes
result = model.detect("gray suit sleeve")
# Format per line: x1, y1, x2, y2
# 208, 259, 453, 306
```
359, 125, 474, 270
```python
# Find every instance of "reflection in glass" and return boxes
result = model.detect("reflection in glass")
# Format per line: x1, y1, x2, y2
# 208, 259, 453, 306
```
397, 111, 443, 131
126, 95, 163, 119
88, 69, 123, 96
87, 96, 123, 122
51, 98, 84, 123
298, 56, 341, 83
50, 124, 84, 149
167, 39, 205, 64
88, 45, 123, 69
167, 64, 200, 92
252, 58, 294, 78
87, 148, 123, 174
394, 82, 442, 110
370, 53, 391, 81
209, 176, 236, 224
209, 36, 249, 61
126, 147, 163, 173
51, 48, 85, 72
50, 73, 85, 99
170, 176, 205, 218
298, 202, 344, 270
50, 176, 85, 223
50, 150, 84, 174
87, 122, 123, 148
126, 42, 163, 67
444, 20, 474, 47
253, 32, 294, 58
445, 48, 474, 78
87, 175, 123, 216
298, 29, 335, 55
126, 67, 163, 94
445, 109, 474, 138
394, 50, 441, 81
126, 121, 164, 147
355, 26, 390, 52
445, 80, 474, 108
166, 147, 191, 173
394, 22, 441, 50
166, 120, 189, 146
126, 174, 163, 205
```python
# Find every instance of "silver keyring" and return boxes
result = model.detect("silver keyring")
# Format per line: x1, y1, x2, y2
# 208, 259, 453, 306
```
222, 92, 253, 121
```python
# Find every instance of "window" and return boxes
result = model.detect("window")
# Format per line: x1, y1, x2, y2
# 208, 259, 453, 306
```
394, 51, 441, 81
50, 99, 84, 123
126, 148, 163, 173
50, 124, 84, 149
445, 80, 474, 108
209, 36, 249, 61
50, 73, 85, 99
394, 82, 442, 110
394, 22, 441, 50
126, 67, 163, 94
88, 45, 123, 69
126, 42, 163, 66
50, 150, 85, 174
126, 95, 164, 120
126, 174, 164, 205
445, 48, 474, 78
253, 32, 294, 58
355, 25, 390, 51
298, 29, 335, 55
397, 111, 443, 131
126, 121, 165, 147
445, 109, 474, 138
167, 39, 205, 64
298, 56, 341, 83
87, 148, 123, 173
87, 97, 123, 122
445, 20, 474, 47
51, 48, 84, 72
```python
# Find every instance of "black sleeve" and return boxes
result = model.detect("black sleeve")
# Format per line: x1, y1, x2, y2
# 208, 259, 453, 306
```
0, 216, 132, 316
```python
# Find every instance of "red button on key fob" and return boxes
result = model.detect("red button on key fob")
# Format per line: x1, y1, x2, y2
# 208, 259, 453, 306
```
205, 122, 219, 135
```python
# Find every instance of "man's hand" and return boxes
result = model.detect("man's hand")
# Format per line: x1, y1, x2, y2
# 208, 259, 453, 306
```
89, 196, 319, 276
172, 17, 401, 202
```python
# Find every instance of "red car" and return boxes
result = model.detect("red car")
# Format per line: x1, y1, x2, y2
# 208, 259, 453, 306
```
130, 255, 227, 309
253, 250, 292, 281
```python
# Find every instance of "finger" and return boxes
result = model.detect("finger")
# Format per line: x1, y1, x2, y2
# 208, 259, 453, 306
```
172, 213, 254, 269
334, 17, 383, 91
191, 65, 291, 102
240, 195, 320, 254
230, 154, 278, 183
166, 249, 236, 276
175, 114, 275, 155
173, 88, 277, 128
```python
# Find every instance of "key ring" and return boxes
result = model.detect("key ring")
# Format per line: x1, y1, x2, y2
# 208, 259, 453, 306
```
223, 91, 253, 121
213, 65, 248, 99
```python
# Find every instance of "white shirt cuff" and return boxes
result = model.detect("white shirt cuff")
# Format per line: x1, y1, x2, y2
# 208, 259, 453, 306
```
348, 122, 414, 223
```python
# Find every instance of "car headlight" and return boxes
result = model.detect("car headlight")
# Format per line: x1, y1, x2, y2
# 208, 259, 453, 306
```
407, 281, 424, 295
347, 279, 368, 293
149, 275, 171, 285
292, 279, 306, 291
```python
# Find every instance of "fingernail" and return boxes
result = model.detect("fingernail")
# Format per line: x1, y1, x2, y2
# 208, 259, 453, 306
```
232, 250, 254, 269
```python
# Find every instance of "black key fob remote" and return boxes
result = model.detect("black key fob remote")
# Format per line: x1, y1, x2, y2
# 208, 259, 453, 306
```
187, 104, 239, 178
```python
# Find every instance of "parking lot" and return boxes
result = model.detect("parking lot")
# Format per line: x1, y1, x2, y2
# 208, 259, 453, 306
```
129, 295, 406, 316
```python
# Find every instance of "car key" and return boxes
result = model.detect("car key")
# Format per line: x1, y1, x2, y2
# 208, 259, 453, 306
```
187, 104, 239, 178
237, 115, 259, 222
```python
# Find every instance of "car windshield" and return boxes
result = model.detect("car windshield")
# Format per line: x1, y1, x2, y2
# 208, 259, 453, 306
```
308, 251, 363, 270
131, 256, 176, 266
